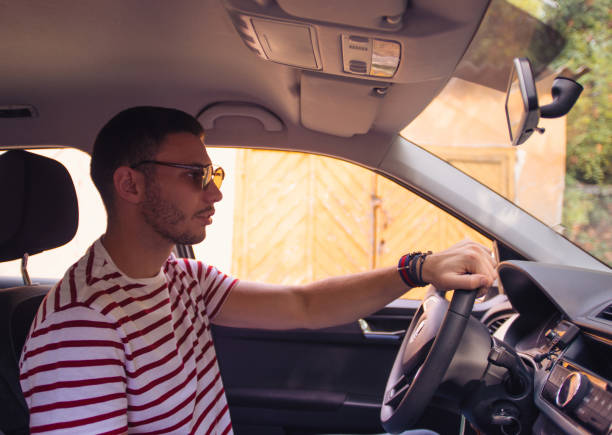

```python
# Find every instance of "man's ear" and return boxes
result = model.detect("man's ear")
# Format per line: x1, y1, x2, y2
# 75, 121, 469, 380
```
113, 167, 145, 204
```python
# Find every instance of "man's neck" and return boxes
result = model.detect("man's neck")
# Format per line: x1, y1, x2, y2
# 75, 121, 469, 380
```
102, 222, 174, 279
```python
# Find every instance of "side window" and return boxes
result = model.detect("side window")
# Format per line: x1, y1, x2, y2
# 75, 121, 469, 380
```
0, 148, 106, 279
193, 149, 492, 300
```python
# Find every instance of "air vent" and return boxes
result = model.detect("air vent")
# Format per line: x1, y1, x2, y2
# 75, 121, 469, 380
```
486, 313, 514, 334
0, 105, 38, 118
596, 304, 612, 322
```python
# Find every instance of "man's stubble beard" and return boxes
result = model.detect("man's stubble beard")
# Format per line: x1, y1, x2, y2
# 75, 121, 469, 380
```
141, 178, 206, 246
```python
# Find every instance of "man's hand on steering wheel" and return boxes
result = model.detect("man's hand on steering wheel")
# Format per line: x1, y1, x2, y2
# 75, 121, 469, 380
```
381, 240, 498, 433
421, 240, 497, 292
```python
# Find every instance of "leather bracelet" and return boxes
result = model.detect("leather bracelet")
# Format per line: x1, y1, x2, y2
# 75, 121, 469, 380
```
398, 251, 432, 288
397, 253, 417, 287
418, 251, 432, 285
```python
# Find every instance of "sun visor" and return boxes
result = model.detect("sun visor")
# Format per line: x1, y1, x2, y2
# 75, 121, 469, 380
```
300, 72, 389, 137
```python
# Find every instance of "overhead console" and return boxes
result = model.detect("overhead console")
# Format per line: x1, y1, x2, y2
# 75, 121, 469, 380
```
223, 0, 490, 84
220, 0, 490, 137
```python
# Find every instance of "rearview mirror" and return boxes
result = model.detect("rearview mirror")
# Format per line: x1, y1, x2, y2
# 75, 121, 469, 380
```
505, 57, 583, 146
505, 58, 539, 146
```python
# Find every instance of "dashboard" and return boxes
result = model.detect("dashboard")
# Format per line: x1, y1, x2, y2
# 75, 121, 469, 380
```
535, 319, 611, 434
497, 261, 612, 435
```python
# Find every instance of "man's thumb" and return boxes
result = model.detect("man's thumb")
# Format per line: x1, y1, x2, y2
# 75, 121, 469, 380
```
452, 274, 488, 290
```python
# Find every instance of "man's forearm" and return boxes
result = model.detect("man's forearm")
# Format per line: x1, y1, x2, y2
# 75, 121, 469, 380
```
298, 266, 407, 329
214, 241, 496, 330
213, 267, 409, 330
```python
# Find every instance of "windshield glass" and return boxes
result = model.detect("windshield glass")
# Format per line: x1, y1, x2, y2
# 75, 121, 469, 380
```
401, 0, 611, 266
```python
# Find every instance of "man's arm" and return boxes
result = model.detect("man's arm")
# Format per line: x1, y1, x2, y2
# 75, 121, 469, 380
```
213, 240, 497, 330
20, 306, 128, 434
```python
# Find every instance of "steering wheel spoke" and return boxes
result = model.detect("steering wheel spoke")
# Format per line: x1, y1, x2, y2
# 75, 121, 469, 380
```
384, 374, 410, 408
384, 384, 410, 408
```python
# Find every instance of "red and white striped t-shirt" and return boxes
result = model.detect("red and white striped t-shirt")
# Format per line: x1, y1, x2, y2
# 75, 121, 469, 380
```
19, 238, 238, 434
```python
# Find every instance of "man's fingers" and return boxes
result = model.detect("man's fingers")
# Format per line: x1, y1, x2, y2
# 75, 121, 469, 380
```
478, 245, 496, 269
446, 273, 491, 290
479, 253, 497, 283
466, 243, 497, 283
422, 240, 498, 291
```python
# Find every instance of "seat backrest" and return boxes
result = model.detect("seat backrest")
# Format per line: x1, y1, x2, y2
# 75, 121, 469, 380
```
0, 150, 79, 435
0, 286, 50, 435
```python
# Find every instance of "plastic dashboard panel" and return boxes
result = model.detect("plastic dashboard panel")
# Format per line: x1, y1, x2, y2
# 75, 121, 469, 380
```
498, 260, 612, 336
496, 260, 612, 434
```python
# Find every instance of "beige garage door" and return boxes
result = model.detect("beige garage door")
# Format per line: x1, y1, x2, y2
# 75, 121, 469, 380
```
231, 146, 514, 299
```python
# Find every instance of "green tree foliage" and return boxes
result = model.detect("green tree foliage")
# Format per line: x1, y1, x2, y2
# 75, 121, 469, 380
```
546, 0, 611, 185
511, 0, 611, 264
547, 0, 612, 264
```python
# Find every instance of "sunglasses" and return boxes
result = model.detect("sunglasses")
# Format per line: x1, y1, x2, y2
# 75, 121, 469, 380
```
130, 160, 225, 189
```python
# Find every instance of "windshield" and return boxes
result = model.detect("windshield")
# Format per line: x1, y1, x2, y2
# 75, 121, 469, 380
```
401, 0, 611, 266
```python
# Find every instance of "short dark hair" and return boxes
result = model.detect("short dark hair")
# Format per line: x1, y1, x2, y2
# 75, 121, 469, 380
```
90, 106, 204, 212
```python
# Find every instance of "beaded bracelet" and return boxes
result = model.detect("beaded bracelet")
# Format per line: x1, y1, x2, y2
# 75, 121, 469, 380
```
397, 251, 432, 288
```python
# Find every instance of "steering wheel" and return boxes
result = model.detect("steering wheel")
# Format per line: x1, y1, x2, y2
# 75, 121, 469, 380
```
380, 289, 477, 433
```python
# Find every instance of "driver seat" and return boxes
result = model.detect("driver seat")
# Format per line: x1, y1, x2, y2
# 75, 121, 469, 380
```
0, 150, 78, 434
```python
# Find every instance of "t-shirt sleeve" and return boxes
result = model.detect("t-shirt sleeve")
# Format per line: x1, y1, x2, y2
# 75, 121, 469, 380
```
19, 306, 128, 434
179, 258, 238, 321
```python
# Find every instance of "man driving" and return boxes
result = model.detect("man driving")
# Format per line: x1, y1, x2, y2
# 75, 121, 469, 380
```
19, 106, 496, 434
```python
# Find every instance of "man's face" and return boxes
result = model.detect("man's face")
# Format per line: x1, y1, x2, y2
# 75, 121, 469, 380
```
140, 132, 223, 245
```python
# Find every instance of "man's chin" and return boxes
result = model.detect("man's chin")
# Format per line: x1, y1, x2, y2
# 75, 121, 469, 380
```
187, 231, 206, 245
194, 230, 206, 244
169, 230, 206, 246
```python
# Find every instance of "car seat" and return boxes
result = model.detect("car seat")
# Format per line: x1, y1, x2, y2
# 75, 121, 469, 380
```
0, 150, 78, 435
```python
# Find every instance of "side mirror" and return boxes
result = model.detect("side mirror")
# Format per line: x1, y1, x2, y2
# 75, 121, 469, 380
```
505, 57, 583, 146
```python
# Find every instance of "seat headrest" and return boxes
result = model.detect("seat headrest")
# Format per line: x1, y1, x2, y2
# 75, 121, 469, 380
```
0, 150, 78, 262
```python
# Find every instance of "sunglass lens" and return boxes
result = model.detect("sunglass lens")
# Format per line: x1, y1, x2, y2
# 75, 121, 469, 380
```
212, 167, 225, 188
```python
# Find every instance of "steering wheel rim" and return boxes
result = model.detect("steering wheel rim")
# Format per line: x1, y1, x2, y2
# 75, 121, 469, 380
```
380, 289, 477, 434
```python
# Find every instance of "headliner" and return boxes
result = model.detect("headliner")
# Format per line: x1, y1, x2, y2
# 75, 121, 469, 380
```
0, 0, 492, 162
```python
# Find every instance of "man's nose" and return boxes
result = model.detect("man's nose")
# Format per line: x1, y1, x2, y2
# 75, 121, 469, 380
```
203, 181, 223, 203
